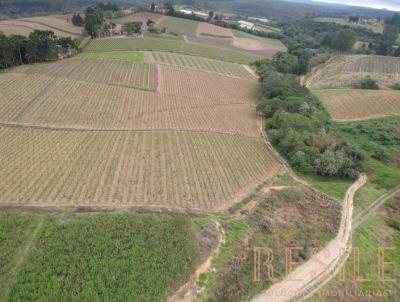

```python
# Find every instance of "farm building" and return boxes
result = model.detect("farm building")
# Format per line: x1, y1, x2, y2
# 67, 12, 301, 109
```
239, 20, 255, 30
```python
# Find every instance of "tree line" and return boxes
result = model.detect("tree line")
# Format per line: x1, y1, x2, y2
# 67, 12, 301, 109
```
0, 31, 77, 69
253, 58, 364, 178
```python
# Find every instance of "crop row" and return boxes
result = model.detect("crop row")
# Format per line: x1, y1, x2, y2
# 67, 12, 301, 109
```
159, 65, 257, 102
0, 126, 282, 210
18, 58, 158, 90
307, 55, 400, 89
151, 51, 256, 80
84, 37, 262, 64
314, 89, 400, 120
0, 74, 259, 136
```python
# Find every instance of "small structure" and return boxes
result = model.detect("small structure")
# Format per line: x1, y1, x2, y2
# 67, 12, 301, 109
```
112, 24, 123, 35
238, 20, 254, 30
179, 9, 193, 15
249, 17, 270, 23
194, 11, 209, 19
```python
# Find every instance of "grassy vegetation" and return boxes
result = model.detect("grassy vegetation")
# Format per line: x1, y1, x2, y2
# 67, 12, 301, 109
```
232, 29, 287, 48
77, 51, 146, 62
302, 174, 352, 200
84, 37, 261, 64
333, 117, 400, 190
0, 212, 42, 301
1, 211, 213, 302
159, 16, 199, 36
308, 194, 400, 302
197, 184, 341, 301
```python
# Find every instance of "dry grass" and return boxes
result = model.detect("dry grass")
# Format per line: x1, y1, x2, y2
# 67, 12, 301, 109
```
314, 89, 400, 121
0, 126, 282, 210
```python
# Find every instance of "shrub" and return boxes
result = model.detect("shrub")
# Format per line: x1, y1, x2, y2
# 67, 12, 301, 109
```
359, 76, 379, 90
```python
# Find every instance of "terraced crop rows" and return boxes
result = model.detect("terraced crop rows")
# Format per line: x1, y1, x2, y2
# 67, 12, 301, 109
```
17, 58, 158, 90
314, 89, 400, 121
0, 75, 259, 136
0, 126, 282, 210
159, 65, 256, 102
306, 55, 400, 89
151, 52, 256, 80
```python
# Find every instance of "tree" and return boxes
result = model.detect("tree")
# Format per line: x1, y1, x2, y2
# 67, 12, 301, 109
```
209, 11, 214, 19
123, 22, 142, 35
331, 29, 356, 52
273, 52, 298, 74
359, 76, 379, 90
26, 30, 58, 63
57, 37, 77, 52
150, 3, 156, 12
146, 19, 155, 27
72, 14, 83, 27
84, 6, 104, 38
165, 2, 175, 16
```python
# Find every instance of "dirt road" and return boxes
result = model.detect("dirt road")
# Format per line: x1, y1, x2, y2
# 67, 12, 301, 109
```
252, 174, 367, 302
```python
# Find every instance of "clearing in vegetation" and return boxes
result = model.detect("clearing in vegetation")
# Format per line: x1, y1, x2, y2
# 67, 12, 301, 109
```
158, 16, 199, 36
314, 89, 400, 121
0, 126, 282, 210
0, 74, 259, 136
0, 211, 218, 302
305, 55, 400, 89
12, 59, 158, 91
114, 12, 165, 25
159, 65, 257, 102
198, 180, 341, 301
151, 51, 256, 80
196, 22, 233, 38
77, 51, 146, 62
84, 37, 262, 64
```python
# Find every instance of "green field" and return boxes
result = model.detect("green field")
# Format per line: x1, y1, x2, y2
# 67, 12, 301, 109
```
84, 37, 262, 64
77, 51, 146, 62
0, 211, 215, 302
159, 16, 199, 36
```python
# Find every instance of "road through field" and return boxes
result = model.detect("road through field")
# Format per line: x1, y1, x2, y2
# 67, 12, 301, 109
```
252, 174, 367, 302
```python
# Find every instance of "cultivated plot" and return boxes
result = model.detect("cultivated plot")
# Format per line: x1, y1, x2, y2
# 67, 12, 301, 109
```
314, 89, 400, 121
0, 16, 81, 38
15, 58, 158, 90
151, 51, 256, 80
197, 22, 233, 38
0, 127, 282, 210
0, 75, 259, 136
159, 65, 257, 102
306, 55, 400, 89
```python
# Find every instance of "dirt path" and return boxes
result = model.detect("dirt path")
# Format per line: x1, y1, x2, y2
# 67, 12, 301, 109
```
167, 221, 225, 302
252, 174, 367, 302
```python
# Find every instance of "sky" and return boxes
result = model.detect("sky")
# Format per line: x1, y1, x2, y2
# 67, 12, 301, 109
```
311, 0, 400, 11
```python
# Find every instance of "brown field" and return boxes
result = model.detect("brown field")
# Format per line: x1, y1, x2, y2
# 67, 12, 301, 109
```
305, 55, 400, 89
233, 38, 266, 51
0, 73, 259, 136
314, 89, 400, 121
196, 22, 233, 37
0, 126, 282, 210
159, 65, 257, 102
114, 12, 165, 25
16, 58, 158, 90
151, 52, 256, 80
0, 16, 81, 38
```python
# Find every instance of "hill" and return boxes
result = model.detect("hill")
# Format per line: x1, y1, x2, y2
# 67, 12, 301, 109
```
314, 89, 400, 121
305, 55, 400, 89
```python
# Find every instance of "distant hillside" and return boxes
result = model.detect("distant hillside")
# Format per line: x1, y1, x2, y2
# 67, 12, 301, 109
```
206, 0, 394, 20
